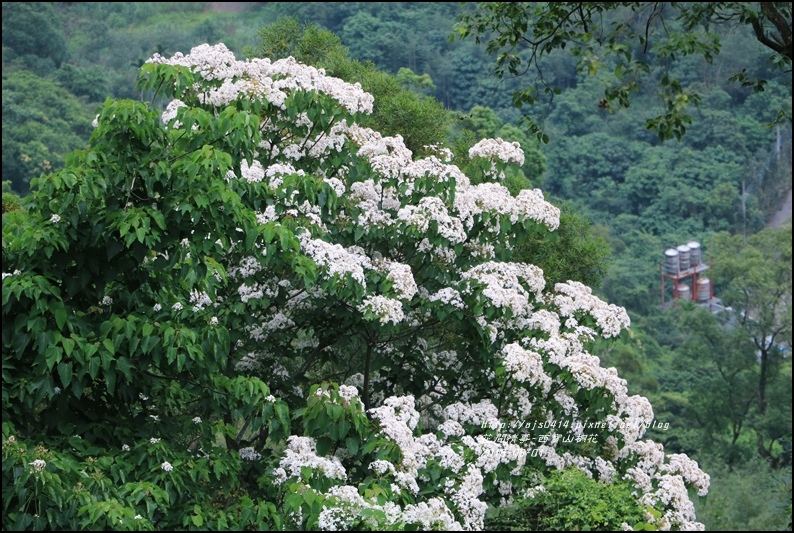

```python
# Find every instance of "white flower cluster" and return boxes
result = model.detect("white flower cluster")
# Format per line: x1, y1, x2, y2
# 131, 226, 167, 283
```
443, 400, 501, 429
298, 234, 372, 287
614, 439, 710, 530
468, 138, 525, 167
357, 295, 404, 325
148, 44, 373, 115
401, 498, 463, 530
437, 419, 466, 438
448, 466, 489, 530
460, 435, 527, 475
428, 287, 466, 310
661, 454, 710, 497
228, 257, 264, 280
161, 99, 187, 127
239, 159, 266, 183
263, 311, 295, 331
454, 182, 560, 232
375, 258, 418, 300
348, 179, 399, 230
28, 459, 46, 473
351, 126, 413, 180
337, 385, 359, 406
397, 197, 466, 245
324, 177, 346, 197
369, 397, 464, 488
562, 354, 614, 390
189, 289, 212, 311
265, 162, 301, 188
402, 154, 468, 186
316, 486, 461, 531
272, 436, 346, 483
239, 447, 262, 461
316, 485, 391, 530
461, 261, 546, 318
416, 237, 457, 264
552, 281, 631, 338
501, 343, 551, 392
2, 271, 17, 280
237, 282, 265, 303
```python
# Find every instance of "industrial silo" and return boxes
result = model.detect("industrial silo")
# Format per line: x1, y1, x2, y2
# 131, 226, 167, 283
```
664, 248, 679, 274
687, 241, 701, 267
696, 278, 711, 303
676, 283, 691, 300
677, 244, 691, 271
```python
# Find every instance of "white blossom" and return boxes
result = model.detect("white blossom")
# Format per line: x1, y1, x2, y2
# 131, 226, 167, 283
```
240, 447, 262, 461
29, 459, 46, 473
469, 137, 525, 166
358, 295, 404, 325
276, 436, 346, 482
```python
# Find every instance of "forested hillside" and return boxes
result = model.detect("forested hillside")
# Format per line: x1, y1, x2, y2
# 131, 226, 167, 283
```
2, 2, 791, 530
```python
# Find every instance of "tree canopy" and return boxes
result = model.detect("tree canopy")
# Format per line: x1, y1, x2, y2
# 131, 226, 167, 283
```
3, 43, 710, 530
454, 2, 793, 141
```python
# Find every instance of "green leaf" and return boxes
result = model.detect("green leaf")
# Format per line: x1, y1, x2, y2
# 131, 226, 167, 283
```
345, 436, 360, 455
105, 370, 116, 395
54, 307, 67, 330
285, 493, 303, 512
45, 346, 63, 370
62, 337, 75, 357
88, 357, 100, 380
102, 338, 115, 356
275, 402, 290, 432
57, 362, 73, 388
330, 420, 351, 440
316, 436, 333, 456
116, 357, 134, 382
107, 238, 124, 260
142, 336, 159, 355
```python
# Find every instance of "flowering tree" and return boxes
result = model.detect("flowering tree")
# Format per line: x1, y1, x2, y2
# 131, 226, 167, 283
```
2, 44, 709, 530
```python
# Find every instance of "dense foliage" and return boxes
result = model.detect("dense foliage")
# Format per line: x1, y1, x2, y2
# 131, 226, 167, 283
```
1, 3, 791, 530
3, 44, 711, 531
454, 2, 792, 142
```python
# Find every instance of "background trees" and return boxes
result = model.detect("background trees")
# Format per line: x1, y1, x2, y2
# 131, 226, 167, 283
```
1, 72, 93, 194
453, 2, 792, 142
709, 226, 793, 465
